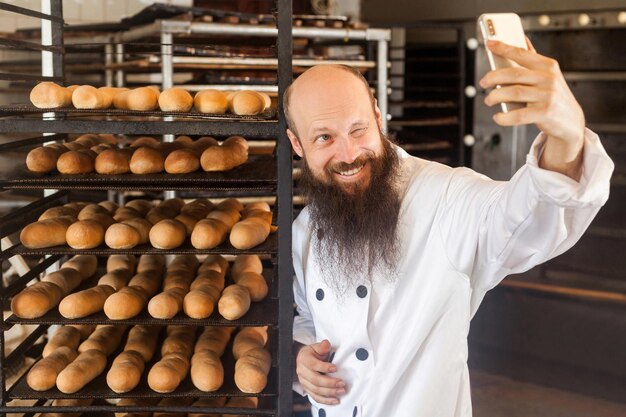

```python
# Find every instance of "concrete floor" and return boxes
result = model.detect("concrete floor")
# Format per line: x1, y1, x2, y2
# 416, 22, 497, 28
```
471, 370, 626, 417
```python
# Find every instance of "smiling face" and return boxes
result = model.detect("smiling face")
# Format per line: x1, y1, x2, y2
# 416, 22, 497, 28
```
286, 65, 384, 195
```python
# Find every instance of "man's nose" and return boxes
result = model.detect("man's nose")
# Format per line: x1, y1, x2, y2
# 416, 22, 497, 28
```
335, 136, 360, 164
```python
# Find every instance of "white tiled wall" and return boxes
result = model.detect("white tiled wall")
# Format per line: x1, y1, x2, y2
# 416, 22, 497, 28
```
0, 0, 193, 32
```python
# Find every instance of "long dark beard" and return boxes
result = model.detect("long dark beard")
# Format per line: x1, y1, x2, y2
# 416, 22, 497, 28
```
299, 134, 402, 296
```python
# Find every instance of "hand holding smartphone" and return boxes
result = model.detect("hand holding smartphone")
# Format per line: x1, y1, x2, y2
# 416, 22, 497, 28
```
478, 13, 528, 112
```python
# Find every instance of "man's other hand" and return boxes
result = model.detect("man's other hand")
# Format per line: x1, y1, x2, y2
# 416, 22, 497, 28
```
295, 339, 346, 405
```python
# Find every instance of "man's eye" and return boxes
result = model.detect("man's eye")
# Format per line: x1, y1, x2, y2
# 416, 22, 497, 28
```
316, 134, 331, 142
351, 128, 367, 136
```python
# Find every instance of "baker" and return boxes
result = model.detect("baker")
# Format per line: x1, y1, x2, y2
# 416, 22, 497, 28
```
285, 39, 614, 417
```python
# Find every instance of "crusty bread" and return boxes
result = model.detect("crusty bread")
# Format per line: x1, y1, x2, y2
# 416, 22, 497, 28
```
127, 87, 160, 111
30, 82, 72, 108
72, 85, 109, 109
158, 87, 193, 112
26, 146, 65, 173
65, 219, 105, 249
130, 146, 165, 174
164, 148, 200, 174
193, 89, 228, 114
20, 216, 74, 248
200, 135, 248, 172
95, 149, 131, 175
230, 90, 265, 115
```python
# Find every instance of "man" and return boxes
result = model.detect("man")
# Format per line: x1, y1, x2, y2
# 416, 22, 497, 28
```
286, 39, 613, 417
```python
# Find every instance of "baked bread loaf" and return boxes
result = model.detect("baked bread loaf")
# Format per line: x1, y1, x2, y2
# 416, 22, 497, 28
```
225, 396, 259, 412
27, 346, 77, 391
65, 219, 105, 249
113, 207, 142, 222
230, 204, 272, 249
38, 205, 77, 221
105, 223, 142, 249
106, 350, 146, 393
98, 86, 126, 107
195, 326, 234, 357
200, 135, 248, 172
190, 218, 229, 249
95, 148, 131, 175
232, 254, 263, 276
70, 324, 97, 340
149, 219, 186, 249
126, 87, 160, 111
98, 200, 119, 214
183, 269, 225, 319
78, 324, 127, 355
56, 349, 107, 393
125, 199, 154, 216
147, 326, 196, 393
230, 90, 266, 115
129, 146, 165, 174
59, 285, 116, 319
72, 85, 110, 109
107, 254, 136, 273
104, 269, 164, 319
62, 254, 98, 279
218, 284, 251, 320
42, 326, 81, 358
41, 267, 83, 294
190, 349, 223, 392
191, 136, 218, 153
20, 216, 74, 248
233, 327, 268, 360
158, 87, 193, 112
11, 281, 64, 319
121, 218, 152, 244
193, 89, 228, 114
124, 325, 160, 362
234, 347, 271, 393
26, 146, 66, 173
30, 82, 73, 108
56, 150, 95, 174
130, 136, 160, 149
164, 148, 200, 174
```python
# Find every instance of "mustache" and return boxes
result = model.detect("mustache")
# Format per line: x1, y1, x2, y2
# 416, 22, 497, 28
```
327, 152, 375, 174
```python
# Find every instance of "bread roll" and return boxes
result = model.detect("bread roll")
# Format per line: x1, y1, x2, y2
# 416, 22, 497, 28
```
230, 217, 271, 250
258, 91, 272, 109
124, 325, 159, 362
107, 350, 145, 393
41, 267, 83, 294
127, 87, 160, 111
62, 254, 98, 279
59, 285, 116, 319
20, 216, 74, 248
159, 87, 193, 112
63, 141, 86, 151
147, 352, 190, 393
164, 148, 200, 174
198, 254, 229, 276
190, 270, 225, 293
136, 254, 166, 274
200, 136, 248, 172
230, 90, 265, 115
26, 146, 64, 173
174, 213, 200, 235
107, 254, 136, 273
65, 219, 105, 249
56, 150, 95, 174
161, 325, 196, 357
121, 218, 152, 244
30, 82, 72, 108
130, 136, 160, 149
27, 346, 77, 391
207, 206, 241, 228
233, 327, 268, 360
161, 197, 186, 212
69, 324, 97, 340
183, 284, 221, 319
193, 89, 228, 114
72, 85, 109, 109
190, 218, 229, 249
180, 198, 214, 216
79, 202, 111, 218
56, 349, 107, 393
149, 219, 186, 249
11, 281, 64, 319
145, 206, 176, 225
95, 148, 131, 174
191, 136, 218, 153
234, 347, 271, 393
43, 326, 81, 358
98, 86, 126, 107
218, 284, 251, 320
103, 286, 150, 320
105, 223, 141, 249
130, 146, 165, 174
233, 272, 268, 302
191, 349, 223, 392
148, 287, 188, 319
78, 324, 127, 355
74, 134, 102, 147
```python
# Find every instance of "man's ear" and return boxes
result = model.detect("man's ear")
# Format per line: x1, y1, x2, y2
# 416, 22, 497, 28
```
373, 99, 383, 130
287, 128, 304, 158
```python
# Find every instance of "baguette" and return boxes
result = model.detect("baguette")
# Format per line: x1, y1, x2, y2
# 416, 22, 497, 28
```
56, 349, 107, 393
59, 284, 116, 319
190, 218, 230, 249
230, 209, 272, 250
107, 254, 136, 273
62, 254, 98, 279
130, 136, 160, 149
206, 207, 241, 229
234, 347, 271, 393
147, 286, 188, 319
97, 271, 133, 293
233, 272, 268, 302
232, 327, 268, 360
69, 324, 97, 340
78, 324, 127, 355
41, 267, 83, 294
20, 216, 74, 248
11, 281, 64, 319
38, 205, 78, 221
161, 325, 196, 357
124, 325, 160, 362
30, 82, 72, 108
98, 86, 127, 107
95, 148, 131, 175
195, 326, 234, 357
147, 352, 190, 393
164, 148, 200, 174
27, 346, 77, 391
218, 284, 251, 320
190, 349, 223, 392
103, 285, 150, 320
146, 205, 176, 225
106, 350, 145, 393
200, 136, 248, 172
42, 326, 81, 357
232, 254, 263, 276
183, 278, 222, 319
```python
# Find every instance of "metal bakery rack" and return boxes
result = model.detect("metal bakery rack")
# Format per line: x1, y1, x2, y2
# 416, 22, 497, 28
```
0, 0, 293, 415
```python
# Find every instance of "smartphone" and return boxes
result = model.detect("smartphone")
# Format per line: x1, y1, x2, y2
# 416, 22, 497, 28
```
478, 13, 528, 112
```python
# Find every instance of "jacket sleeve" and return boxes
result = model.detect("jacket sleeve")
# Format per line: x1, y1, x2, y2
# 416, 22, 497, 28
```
438, 129, 614, 315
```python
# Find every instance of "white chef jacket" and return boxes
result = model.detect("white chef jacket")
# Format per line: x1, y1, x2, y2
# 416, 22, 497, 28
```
292, 129, 614, 417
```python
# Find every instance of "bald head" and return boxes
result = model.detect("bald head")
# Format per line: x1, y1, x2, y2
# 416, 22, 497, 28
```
284, 65, 376, 138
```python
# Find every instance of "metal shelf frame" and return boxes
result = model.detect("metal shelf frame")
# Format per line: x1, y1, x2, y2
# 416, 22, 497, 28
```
0, 0, 294, 416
